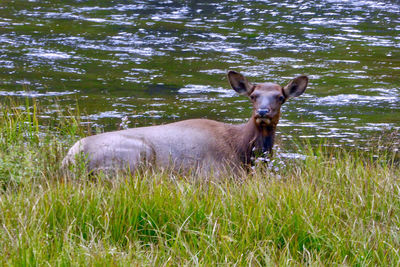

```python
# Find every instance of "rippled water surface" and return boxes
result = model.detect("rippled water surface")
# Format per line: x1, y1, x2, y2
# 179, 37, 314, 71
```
1, 0, 399, 150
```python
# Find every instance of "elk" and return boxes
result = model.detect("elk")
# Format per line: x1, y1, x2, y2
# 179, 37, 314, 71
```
62, 71, 308, 175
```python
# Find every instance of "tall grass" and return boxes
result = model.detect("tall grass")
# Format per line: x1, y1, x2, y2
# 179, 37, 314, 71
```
0, 99, 399, 265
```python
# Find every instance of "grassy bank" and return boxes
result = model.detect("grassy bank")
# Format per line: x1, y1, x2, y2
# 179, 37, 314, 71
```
0, 99, 399, 266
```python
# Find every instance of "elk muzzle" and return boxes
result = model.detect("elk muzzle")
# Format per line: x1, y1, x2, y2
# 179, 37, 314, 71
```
255, 108, 272, 125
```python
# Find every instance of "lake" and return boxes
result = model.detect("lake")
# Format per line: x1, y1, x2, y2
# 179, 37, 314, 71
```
1, 0, 399, 151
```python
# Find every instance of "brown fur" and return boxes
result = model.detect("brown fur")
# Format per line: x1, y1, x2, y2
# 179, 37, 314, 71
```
62, 71, 308, 175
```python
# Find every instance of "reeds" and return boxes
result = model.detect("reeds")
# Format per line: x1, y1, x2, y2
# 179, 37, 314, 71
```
0, 99, 399, 265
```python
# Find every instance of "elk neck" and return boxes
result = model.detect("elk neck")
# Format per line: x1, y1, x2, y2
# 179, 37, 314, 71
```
228, 114, 277, 165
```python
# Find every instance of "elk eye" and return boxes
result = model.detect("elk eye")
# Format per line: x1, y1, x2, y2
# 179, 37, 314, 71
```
250, 95, 257, 100
279, 95, 285, 102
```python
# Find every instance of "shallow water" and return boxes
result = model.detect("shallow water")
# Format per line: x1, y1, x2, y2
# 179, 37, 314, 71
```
1, 0, 399, 150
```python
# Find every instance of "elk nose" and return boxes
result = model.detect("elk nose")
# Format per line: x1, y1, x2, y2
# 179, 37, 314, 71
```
258, 108, 270, 117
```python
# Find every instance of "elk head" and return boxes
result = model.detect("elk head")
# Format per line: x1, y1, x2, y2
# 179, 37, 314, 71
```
228, 70, 308, 154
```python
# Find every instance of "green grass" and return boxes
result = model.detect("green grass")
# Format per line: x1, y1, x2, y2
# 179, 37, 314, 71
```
0, 99, 399, 266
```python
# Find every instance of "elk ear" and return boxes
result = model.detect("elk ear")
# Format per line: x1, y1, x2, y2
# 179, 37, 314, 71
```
283, 75, 308, 99
227, 71, 254, 96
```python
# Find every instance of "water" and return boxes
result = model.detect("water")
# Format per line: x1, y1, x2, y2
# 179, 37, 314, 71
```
1, 0, 399, 151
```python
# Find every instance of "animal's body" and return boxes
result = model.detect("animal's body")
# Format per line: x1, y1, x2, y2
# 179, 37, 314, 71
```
63, 71, 308, 175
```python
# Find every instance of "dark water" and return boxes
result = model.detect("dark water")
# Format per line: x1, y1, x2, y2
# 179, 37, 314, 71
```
1, 0, 399, 151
